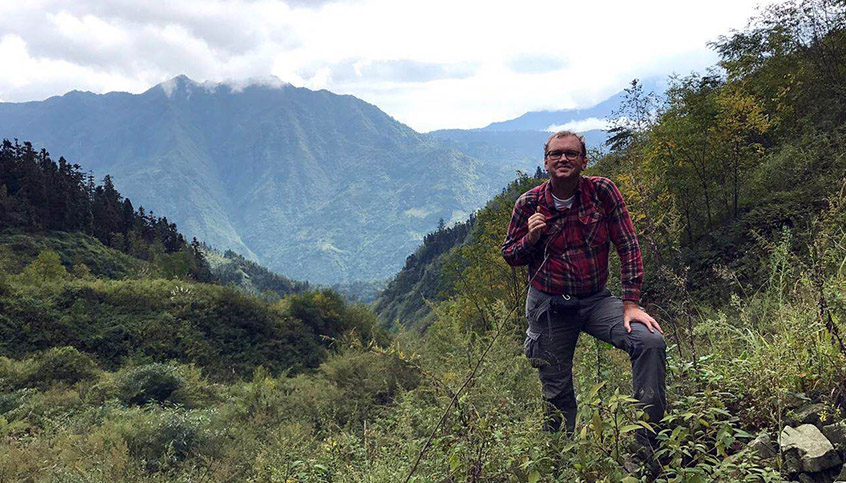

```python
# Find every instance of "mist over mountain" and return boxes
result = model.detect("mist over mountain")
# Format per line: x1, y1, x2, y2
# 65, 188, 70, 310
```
479, 93, 623, 132
0, 75, 533, 283
424, 78, 666, 171
426, 128, 607, 166
479, 77, 666, 132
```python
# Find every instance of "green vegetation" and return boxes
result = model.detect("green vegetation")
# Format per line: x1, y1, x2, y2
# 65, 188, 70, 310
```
0, 139, 212, 282
203, 245, 310, 301
374, 214, 476, 328
0, 244, 384, 379
1, 1, 846, 481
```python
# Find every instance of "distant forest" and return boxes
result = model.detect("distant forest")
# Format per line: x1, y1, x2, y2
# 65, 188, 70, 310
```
0, 139, 211, 281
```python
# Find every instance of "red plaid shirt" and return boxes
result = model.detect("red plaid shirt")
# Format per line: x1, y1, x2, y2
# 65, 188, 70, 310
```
501, 176, 643, 302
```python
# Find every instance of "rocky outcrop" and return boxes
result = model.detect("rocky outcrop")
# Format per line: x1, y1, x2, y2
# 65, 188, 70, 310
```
780, 424, 842, 474
749, 432, 779, 459
823, 422, 846, 452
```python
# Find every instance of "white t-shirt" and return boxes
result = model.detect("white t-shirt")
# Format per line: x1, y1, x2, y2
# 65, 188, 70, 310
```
551, 193, 575, 211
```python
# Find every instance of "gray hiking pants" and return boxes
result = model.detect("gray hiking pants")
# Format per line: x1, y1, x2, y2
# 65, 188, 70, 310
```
524, 285, 666, 443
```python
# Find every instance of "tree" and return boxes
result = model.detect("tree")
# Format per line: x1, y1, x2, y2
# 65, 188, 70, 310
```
712, 85, 771, 219
21, 250, 69, 284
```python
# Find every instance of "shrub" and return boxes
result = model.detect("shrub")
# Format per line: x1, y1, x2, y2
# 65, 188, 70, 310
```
23, 346, 99, 389
321, 350, 421, 409
116, 363, 184, 406
231, 367, 346, 434
115, 407, 213, 472
18, 249, 69, 285
0, 356, 34, 392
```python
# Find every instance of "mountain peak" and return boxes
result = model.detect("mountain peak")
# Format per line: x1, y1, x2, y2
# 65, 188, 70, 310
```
155, 74, 290, 98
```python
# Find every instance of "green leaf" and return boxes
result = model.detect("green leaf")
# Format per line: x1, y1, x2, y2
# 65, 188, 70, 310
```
587, 381, 607, 400
592, 411, 604, 436
449, 453, 461, 473
528, 470, 541, 483
620, 424, 642, 434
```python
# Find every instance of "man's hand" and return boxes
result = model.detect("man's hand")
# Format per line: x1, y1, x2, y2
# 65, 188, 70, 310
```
527, 205, 547, 244
623, 301, 662, 334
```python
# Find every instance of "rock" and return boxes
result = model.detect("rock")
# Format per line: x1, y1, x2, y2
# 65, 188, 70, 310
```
799, 466, 844, 483
837, 463, 846, 481
780, 424, 842, 473
784, 392, 811, 410
823, 422, 846, 451
749, 432, 779, 459
798, 473, 816, 483
787, 404, 828, 427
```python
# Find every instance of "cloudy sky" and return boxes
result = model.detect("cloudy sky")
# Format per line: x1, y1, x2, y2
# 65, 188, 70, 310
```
0, 0, 777, 132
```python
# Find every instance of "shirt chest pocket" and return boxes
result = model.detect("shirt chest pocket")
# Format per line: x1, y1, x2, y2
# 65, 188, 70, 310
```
579, 212, 608, 247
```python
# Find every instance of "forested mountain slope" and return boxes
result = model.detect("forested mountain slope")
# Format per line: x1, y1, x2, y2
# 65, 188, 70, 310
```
0, 77, 516, 284
373, 215, 475, 328
202, 245, 310, 301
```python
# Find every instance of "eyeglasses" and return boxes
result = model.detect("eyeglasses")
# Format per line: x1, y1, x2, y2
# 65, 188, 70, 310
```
545, 149, 583, 161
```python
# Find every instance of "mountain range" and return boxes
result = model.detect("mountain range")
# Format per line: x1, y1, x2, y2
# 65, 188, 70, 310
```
0, 75, 645, 283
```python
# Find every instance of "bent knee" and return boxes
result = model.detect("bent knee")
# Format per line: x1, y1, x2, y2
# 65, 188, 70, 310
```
631, 328, 666, 351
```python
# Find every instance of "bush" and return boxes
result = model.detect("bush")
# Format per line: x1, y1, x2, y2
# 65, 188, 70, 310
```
0, 347, 100, 391
116, 363, 184, 406
28, 346, 99, 388
115, 407, 213, 472
321, 350, 421, 410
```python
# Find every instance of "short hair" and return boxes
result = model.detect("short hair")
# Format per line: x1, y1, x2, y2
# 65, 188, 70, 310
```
544, 130, 587, 157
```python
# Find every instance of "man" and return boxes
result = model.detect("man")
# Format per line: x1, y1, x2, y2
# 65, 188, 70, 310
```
501, 130, 666, 451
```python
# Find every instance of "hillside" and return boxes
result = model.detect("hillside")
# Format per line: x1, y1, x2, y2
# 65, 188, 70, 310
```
203, 246, 310, 301
0, 144, 385, 379
373, 171, 551, 329
373, 215, 475, 328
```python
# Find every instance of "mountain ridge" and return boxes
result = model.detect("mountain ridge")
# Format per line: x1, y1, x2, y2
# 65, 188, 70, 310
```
0, 75, 507, 283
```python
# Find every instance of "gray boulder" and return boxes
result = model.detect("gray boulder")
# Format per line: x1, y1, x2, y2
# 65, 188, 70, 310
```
823, 422, 846, 451
797, 473, 816, 483
749, 432, 779, 459
837, 462, 846, 481
780, 424, 842, 473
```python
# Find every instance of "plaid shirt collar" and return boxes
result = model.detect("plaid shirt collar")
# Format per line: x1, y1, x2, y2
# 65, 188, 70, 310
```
540, 176, 600, 221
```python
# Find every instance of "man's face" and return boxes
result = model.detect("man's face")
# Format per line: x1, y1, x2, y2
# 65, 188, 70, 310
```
544, 135, 587, 182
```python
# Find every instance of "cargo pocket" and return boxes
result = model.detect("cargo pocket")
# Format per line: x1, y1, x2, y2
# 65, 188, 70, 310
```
524, 328, 545, 368
526, 296, 551, 324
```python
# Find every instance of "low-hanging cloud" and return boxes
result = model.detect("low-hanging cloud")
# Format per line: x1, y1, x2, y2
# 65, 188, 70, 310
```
546, 117, 610, 133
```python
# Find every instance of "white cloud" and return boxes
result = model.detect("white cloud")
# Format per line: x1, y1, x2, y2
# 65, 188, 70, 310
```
0, 0, 780, 131
547, 117, 610, 133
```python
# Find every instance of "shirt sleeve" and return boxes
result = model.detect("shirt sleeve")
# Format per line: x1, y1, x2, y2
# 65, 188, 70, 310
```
501, 194, 539, 267
599, 179, 643, 302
